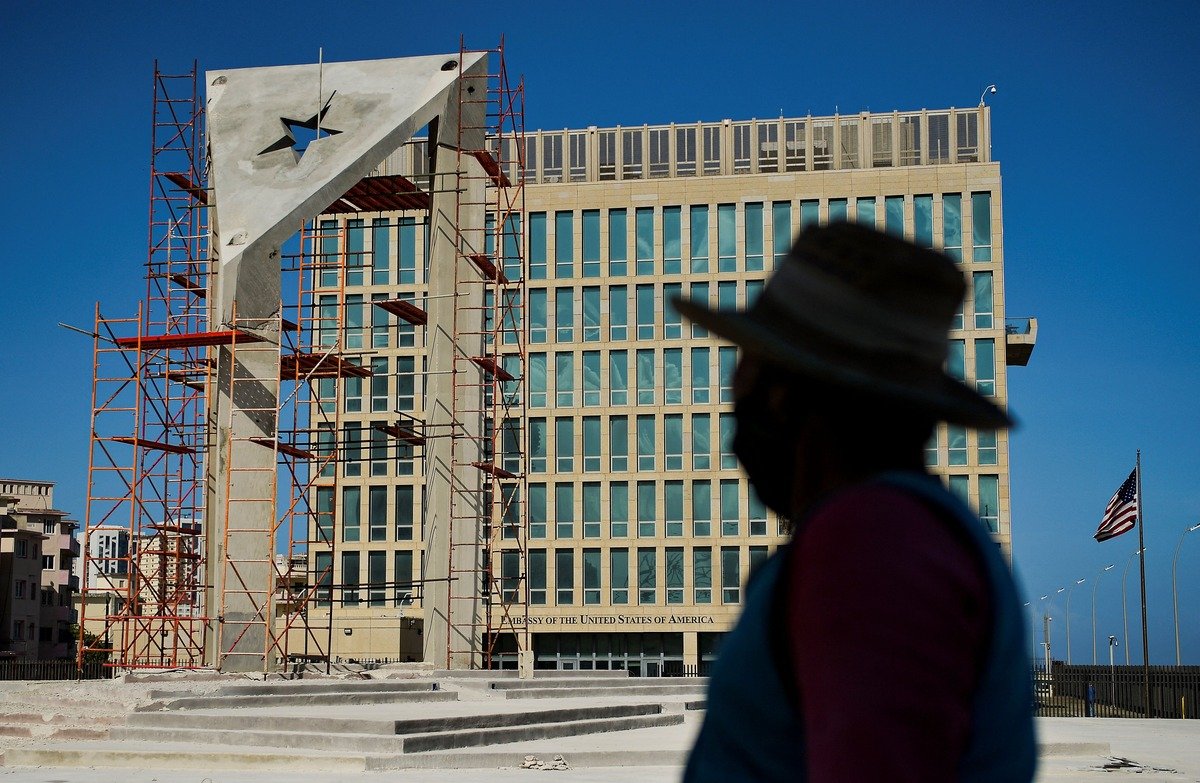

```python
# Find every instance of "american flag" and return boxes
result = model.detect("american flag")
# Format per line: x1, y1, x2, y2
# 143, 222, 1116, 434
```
1095, 468, 1139, 542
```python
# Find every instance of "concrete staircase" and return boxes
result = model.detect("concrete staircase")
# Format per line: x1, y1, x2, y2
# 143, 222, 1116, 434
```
489, 675, 709, 700
1, 675, 689, 771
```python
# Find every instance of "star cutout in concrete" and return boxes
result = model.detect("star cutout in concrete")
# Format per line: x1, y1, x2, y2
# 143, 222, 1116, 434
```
260, 93, 342, 157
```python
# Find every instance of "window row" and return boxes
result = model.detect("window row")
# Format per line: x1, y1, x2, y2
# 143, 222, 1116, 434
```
926, 426, 1001, 468
522, 414, 738, 475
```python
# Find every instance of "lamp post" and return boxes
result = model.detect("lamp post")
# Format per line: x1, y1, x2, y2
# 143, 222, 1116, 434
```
1092, 564, 1115, 664
1023, 602, 1035, 665
1172, 522, 1200, 665
1121, 548, 1145, 665
978, 84, 998, 106
1065, 578, 1085, 664
1108, 635, 1119, 705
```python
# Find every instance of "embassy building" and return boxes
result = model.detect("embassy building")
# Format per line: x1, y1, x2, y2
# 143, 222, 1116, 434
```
312, 104, 1035, 673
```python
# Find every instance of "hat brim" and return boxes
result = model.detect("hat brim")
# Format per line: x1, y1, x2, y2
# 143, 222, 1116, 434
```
674, 297, 1012, 430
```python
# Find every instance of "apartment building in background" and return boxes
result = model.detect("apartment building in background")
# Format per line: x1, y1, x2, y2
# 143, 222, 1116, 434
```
305, 105, 1036, 672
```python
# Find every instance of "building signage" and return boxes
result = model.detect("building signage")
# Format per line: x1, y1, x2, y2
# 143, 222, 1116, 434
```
512, 614, 716, 626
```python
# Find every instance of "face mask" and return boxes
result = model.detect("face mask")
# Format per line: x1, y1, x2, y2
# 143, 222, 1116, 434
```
733, 384, 798, 518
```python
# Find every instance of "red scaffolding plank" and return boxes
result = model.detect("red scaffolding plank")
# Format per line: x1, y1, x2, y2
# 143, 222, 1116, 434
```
374, 299, 428, 326
114, 330, 263, 350
467, 253, 509, 285
375, 423, 426, 447
470, 356, 514, 381
249, 437, 316, 461
322, 174, 430, 213
169, 273, 206, 298
112, 436, 195, 455
471, 149, 512, 187
471, 461, 517, 480
280, 353, 372, 379
163, 172, 209, 205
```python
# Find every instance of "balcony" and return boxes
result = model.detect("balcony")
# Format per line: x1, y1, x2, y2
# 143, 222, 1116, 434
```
1005, 317, 1038, 366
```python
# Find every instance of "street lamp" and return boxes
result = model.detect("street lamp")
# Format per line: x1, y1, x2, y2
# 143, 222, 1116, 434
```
979, 84, 998, 106
1121, 548, 1145, 665
1023, 601, 1035, 665
1091, 563, 1115, 664
1065, 578, 1086, 664
1172, 522, 1200, 665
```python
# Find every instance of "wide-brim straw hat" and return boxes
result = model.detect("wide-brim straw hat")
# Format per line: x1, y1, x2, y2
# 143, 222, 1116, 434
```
673, 222, 1011, 429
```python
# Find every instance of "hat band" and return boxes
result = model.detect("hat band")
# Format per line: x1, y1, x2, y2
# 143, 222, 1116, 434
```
766, 261, 949, 366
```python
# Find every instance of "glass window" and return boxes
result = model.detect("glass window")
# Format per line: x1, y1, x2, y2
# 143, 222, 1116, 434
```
972, 192, 992, 261
582, 286, 601, 341
318, 219, 339, 288
555, 548, 574, 605
371, 294, 389, 349
636, 415, 655, 471
663, 283, 682, 340
529, 212, 547, 279
345, 294, 364, 349
342, 486, 361, 542
719, 413, 736, 469
501, 482, 520, 538
942, 193, 963, 261
692, 413, 711, 471
610, 482, 629, 537
978, 430, 998, 465
392, 550, 413, 605
555, 352, 574, 407
500, 549, 521, 603
555, 483, 574, 539
554, 211, 573, 278
665, 481, 684, 537
914, 195, 933, 247
610, 548, 629, 604
346, 219, 365, 286
949, 475, 970, 505
609, 350, 628, 405
370, 421, 387, 477
529, 353, 547, 407
583, 416, 601, 472
609, 415, 628, 472
371, 218, 390, 285
948, 339, 965, 381
828, 199, 847, 223
395, 216, 416, 285
555, 288, 574, 341
694, 547, 712, 604
316, 486, 334, 543
369, 486, 388, 542
368, 550, 387, 606
856, 197, 877, 229
800, 199, 820, 229
583, 482, 601, 538
582, 351, 601, 407
663, 206, 682, 274
948, 425, 968, 466
720, 479, 739, 536
717, 204, 736, 272
748, 489, 767, 536
721, 546, 741, 604
974, 272, 994, 329
691, 347, 710, 404
746, 280, 764, 306
555, 417, 574, 472
636, 349, 655, 405
925, 428, 939, 467
665, 414, 684, 471
583, 548, 601, 605
609, 285, 628, 341
580, 210, 601, 278
772, 201, 791, 269
529, 484, 547, 538
689, 282, 709, 338
976, 339, 996, 396
529, 288, 548, 343
885, 196, 904, 237
394, 485, 414, 540
529, 549, 547, 605
638, 547, 657, 604
717, 281, 736, 312
608, 209, 627, 276
719, 346, 737, 403
745, 202, 764, 271
343, 422, 362, 476
663, 348, 683, 404
529, 418, 547, 473
979, 475, 1000, 533
502, 213, 522, 283
692, 480, 712, 537
750, 545, 769, 574
637, 481, 656, 538
315, 551, 333, 606
635, 284, 655, 340
371, 357, 389, 412
690, 205, 709, 273
635, 207, 654, 275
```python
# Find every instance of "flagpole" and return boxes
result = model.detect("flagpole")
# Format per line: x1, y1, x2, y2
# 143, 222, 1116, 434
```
1136, 449, 1150, 717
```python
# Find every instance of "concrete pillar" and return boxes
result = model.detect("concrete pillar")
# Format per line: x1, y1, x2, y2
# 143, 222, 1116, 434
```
422, 58, 489, 670
683, 631, 699, 669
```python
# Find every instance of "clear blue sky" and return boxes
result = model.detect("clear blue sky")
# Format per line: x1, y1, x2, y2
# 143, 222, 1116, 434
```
3, 1, 1198, 663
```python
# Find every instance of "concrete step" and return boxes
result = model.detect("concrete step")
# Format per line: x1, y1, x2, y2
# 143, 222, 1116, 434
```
113, 710, 682, 755
434, 669, 631, 679
147, 678, 437, 700
142, 687, 454, 711
1, 741, 371, 772
501, 684, 707, 700
489, 677, 707, 690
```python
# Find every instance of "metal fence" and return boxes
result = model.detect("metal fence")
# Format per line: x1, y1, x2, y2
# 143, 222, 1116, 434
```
1035, 664, 1200, 718
662, 661, 713, 678
0, 660, 114, 681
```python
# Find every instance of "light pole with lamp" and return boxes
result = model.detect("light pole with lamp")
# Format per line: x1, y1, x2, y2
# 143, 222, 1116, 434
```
1065, 578, 1086, 664
1172, 522, 1200, 665
978, 84, 998, 106
1108, 635, 1119, 706
1121, 548, 1145, 665
1023, 602, 1036, 665
1091, 563, 1115, 664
